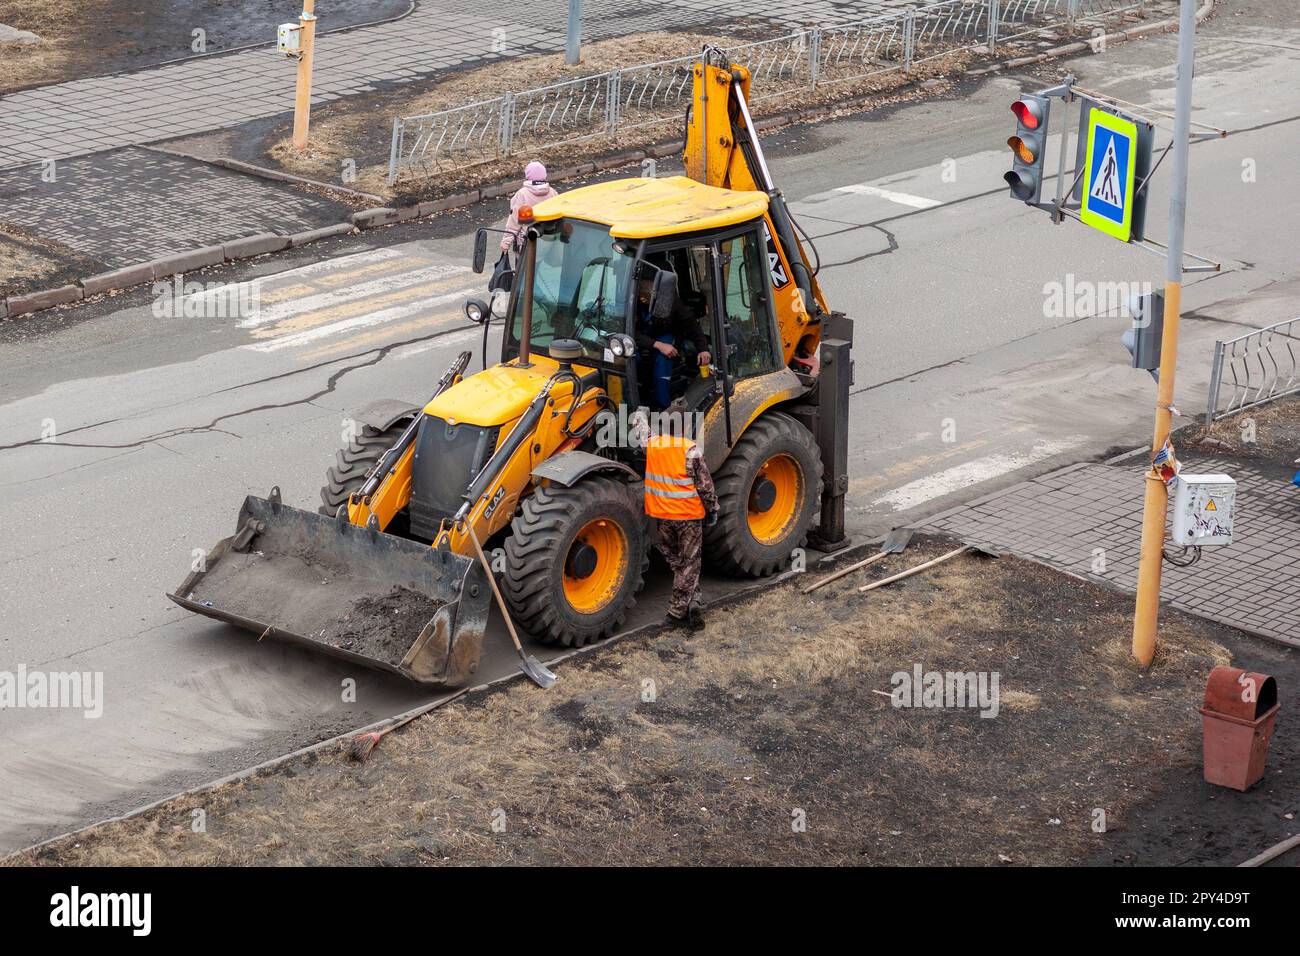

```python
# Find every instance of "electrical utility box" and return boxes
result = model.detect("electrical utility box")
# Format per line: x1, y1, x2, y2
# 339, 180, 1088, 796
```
277, 23, 301, 54
1171, 474, 1236, 547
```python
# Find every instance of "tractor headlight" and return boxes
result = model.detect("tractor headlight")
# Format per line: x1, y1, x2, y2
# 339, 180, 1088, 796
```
464, 299, 487, 324
608, 334, 634, 357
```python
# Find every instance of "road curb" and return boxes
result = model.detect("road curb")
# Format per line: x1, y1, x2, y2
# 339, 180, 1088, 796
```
288, 222, 358, 247
143, 145, 388, 204
0, 0, 1215, 321
79, 264, 154, 297
149, 245, 226, 277
222, 232, 291, 260
3, 283, 83, 317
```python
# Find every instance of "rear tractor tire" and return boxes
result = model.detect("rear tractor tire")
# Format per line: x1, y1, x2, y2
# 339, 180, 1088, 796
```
502, 475, 648, 647
318, 417, 413, 517
704, 411, 823, 577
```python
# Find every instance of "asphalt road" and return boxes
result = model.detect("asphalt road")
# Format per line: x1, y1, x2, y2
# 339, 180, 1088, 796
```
1, 4, 1297, 852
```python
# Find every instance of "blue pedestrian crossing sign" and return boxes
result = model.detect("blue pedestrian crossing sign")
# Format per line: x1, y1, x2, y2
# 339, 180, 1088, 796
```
1081, 109, 1139, 242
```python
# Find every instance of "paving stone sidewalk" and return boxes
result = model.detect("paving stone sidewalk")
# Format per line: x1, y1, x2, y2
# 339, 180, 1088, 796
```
0, 147, 351, 268
925, 453, 1300, 645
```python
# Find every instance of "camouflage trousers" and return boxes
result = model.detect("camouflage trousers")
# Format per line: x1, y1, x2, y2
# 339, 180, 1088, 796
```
658, 518, 703, 619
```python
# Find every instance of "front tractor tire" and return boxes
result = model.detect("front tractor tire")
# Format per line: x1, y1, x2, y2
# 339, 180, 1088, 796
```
502, 475, 648, 647
318, 417, 413, 517
704, 411, 823, 577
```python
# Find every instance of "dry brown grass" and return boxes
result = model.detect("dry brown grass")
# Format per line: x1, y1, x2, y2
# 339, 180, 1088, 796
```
1186, 395, 1300, 465
0, 0, 89, 93
9, 536, 1236, 868
0, 225, 101, 296
0, 233, 61, 292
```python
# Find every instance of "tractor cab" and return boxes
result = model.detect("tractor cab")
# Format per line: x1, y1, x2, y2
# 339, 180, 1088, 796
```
471, 176, 784, 420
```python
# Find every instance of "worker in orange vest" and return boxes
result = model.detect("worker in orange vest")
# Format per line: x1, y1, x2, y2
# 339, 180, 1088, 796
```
641, 401, 718, 630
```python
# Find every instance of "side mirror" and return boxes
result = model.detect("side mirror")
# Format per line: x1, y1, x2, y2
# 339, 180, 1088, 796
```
650, 270, 678, 319
472, 228, 488, 274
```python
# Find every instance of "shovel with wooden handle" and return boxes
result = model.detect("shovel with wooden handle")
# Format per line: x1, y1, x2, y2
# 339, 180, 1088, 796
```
858, 545, 971, 593
803, 528, 914, 594
464, 521, 557, 689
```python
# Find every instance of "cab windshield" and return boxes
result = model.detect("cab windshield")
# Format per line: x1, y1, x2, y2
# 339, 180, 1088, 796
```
510, 218, 634, 360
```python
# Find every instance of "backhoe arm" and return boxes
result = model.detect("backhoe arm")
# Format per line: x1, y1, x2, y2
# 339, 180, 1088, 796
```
684, 50, 828, 365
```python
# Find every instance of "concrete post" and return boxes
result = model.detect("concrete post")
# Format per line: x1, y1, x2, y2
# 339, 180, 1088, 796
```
566, 0, 582, 65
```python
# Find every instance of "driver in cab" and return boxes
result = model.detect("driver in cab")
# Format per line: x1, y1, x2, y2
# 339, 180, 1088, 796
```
635, 274, 711, 409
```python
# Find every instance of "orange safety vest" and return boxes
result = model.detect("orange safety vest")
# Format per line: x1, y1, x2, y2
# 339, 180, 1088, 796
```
644, 435, 706, 520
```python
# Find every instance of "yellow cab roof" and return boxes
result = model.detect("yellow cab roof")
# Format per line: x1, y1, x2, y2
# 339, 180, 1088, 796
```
530, 176, 769, 239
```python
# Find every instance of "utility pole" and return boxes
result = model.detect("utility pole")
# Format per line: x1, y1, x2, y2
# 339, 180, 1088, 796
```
292, 0, 319, 150
565, 0, 582, 65
1132, 0, 1196, 666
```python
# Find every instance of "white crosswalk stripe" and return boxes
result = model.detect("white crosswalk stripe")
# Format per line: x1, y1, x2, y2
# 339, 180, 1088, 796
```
246, 288, 477, 353
167, 245, 488, 358
237, 263, 472, 329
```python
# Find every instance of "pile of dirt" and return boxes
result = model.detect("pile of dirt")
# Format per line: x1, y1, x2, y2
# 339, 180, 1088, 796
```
330, 586, 445, 665
11, 535, 1239, 867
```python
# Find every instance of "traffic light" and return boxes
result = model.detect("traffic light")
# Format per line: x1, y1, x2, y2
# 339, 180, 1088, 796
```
1004, 93, 1051, 204
1121, 290, 1164, 382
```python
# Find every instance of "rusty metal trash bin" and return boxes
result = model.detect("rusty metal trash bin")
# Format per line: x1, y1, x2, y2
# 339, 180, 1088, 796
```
1199, 665, 1280, 792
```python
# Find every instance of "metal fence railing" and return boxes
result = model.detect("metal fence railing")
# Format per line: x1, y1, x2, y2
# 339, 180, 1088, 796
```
388, 0, 1152, 184
1206, 318, 1300, 423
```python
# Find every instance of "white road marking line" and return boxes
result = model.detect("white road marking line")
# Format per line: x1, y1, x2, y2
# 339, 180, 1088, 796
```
872, 437, 1086, 512
835, 182, 942, 209
237, 264, 471, 328
243, 287, 479, 352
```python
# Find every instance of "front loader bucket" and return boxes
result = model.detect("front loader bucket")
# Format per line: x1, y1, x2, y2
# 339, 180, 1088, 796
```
167, 491, 492, 687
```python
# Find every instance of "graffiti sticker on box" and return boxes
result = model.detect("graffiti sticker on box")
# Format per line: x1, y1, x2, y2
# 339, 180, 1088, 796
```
1171, 474, 1236, 547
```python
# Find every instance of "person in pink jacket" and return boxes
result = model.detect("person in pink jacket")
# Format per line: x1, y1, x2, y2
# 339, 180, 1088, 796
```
500, 160, 558, 262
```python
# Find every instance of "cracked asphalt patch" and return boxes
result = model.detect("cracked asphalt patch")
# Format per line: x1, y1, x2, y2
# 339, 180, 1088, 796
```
0, 322, 476, 453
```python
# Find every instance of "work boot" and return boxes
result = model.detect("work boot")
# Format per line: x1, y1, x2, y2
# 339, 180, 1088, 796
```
665, 612, 691, 630
687, 601, 705, 631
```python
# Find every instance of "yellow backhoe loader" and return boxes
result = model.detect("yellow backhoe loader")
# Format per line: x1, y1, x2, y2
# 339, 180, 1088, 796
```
169, 48, 854, 686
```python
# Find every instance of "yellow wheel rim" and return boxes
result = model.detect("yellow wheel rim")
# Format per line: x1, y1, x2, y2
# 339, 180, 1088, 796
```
562, 518, 629, 614
747, 454, 802, 545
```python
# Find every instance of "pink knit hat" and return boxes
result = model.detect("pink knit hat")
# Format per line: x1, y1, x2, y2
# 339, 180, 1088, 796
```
524, 160, 547, 183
